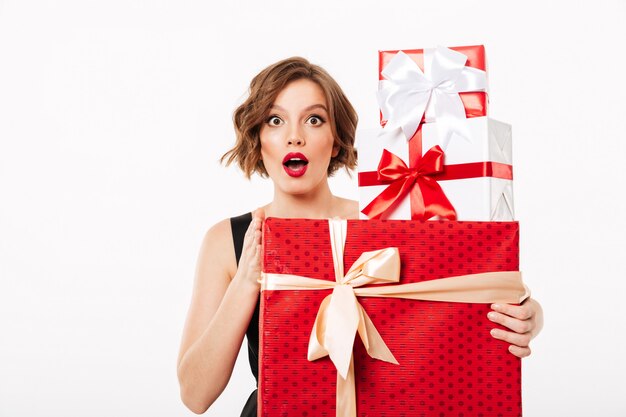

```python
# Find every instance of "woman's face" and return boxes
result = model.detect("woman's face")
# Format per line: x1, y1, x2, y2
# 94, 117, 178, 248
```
259, 78, 338, 196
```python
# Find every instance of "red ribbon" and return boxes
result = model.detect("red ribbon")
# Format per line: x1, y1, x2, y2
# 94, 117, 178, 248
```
359, 161, 513, 184
359, 146, 513, 220
361, 146, 457, 220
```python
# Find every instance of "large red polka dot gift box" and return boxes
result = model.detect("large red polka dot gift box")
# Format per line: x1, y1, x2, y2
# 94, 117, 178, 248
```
259, 218, 528, 417
359, 45, 514, 221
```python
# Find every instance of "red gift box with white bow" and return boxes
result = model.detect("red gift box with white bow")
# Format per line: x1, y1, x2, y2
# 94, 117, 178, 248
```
378, 45, 488, 137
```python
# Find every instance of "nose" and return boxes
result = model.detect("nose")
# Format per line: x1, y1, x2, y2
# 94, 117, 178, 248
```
287, 125, 305, 146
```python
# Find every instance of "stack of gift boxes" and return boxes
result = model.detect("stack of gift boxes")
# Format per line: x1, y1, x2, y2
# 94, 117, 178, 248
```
258, 45, 528, 417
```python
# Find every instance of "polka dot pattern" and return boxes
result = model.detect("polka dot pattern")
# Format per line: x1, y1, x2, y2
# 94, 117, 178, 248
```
260, 219, 521, 417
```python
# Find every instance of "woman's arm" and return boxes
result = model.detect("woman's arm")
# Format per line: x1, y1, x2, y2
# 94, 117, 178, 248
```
177, 216, 263, 414
487, 297, 544, 358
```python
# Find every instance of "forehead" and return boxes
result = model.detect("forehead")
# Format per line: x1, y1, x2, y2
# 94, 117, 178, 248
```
272, 79, 328, 110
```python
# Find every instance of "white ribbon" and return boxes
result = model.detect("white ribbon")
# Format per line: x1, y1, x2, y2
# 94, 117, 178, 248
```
377, 46, 488, 146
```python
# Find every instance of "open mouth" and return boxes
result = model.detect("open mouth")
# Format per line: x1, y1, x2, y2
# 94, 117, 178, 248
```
282, 152, 309, 177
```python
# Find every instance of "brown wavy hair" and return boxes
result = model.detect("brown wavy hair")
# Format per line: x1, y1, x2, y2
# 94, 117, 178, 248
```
221, 57, 358, 178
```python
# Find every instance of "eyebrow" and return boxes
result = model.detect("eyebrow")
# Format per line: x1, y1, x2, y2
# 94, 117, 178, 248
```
270, 104, 329, 113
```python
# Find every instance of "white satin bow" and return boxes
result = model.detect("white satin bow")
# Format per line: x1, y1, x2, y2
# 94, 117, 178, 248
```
378, 46, 488, 147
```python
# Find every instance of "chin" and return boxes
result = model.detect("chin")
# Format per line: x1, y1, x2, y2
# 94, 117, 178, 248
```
269, 167, 329, 196
278, 177, 323, 196
282, 184, 313, 196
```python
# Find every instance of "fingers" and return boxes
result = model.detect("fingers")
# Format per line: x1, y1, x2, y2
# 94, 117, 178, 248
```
507, 345, 531, 358
488, 303, 535, 358
243, 218, 263, 251
252, 241, 262, 275
251, 219, 263, 252
487, 310, 533, 334
234, 219, 263, 290
243, 218, 263, 268
491, 303, 533, 320
253, 207, 266, 220
250, 229, 262, 260
245, 217, 262, 237
251, 217, 263, 234
490, 328, 532, 350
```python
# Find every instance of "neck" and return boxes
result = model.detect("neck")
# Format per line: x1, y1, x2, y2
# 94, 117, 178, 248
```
265, 181, 339, 219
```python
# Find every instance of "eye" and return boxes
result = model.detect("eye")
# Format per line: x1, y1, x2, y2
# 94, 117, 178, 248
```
306, 115, 325, 126
267, 116, 283, 126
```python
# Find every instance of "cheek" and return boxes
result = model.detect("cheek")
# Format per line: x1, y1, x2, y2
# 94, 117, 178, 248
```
312, 128, 336, 154
259, 132, 273, 161
259, 140, 281, 170
260, 127, 283, 148
260, 147, 274, 165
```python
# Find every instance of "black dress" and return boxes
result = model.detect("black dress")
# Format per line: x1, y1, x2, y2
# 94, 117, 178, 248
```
230, 212, 259, 417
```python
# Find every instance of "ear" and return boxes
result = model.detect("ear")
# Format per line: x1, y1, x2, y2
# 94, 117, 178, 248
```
331, 143, 340, 158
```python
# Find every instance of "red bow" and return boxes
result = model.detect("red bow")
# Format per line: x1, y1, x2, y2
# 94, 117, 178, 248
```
361, 146, 457, 220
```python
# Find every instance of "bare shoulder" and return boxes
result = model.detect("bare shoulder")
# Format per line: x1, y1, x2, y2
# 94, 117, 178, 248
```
197, 218, 237, 281
334, 197, 359, 220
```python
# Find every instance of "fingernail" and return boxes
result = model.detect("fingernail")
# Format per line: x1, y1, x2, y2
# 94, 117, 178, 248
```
487, 312, 497, 320
491, 304, 501, 310
490, 329, 499, 337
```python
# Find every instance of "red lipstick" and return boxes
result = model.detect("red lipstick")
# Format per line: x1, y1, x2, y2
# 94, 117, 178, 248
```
282, 152, 309, 177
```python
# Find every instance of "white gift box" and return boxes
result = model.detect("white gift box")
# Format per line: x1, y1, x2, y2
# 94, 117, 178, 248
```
357, 117, 514, 221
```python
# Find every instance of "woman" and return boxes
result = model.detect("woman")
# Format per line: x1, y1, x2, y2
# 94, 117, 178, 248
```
176, 57, 544, 416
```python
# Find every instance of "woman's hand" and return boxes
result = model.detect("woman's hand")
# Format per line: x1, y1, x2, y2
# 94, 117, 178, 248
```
232, 213, 264, 290
487, 297, 544, 358
177, 209, 266, 413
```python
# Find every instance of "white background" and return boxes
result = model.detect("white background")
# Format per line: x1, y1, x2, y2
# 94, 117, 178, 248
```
1, 1, 625, 416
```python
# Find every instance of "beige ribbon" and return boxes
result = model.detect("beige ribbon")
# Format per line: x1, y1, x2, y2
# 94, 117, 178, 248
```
260, 219, 530, 417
